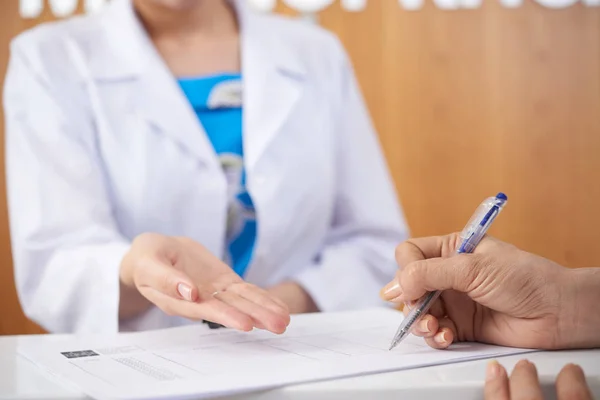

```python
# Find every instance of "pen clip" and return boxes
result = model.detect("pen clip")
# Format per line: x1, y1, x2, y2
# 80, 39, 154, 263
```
457, 194, 507, 254
459, 199, 493, 243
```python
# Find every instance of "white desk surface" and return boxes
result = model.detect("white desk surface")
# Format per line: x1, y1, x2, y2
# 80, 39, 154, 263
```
1, 334, 599, 400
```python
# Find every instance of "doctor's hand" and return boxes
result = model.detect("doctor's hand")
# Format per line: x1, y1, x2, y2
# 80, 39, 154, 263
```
380, 234, 600, 350
119, 233, 290, 333
485, 360, 593, 400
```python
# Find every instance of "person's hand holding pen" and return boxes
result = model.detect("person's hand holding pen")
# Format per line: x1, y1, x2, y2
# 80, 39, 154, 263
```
380, 233, 600, 351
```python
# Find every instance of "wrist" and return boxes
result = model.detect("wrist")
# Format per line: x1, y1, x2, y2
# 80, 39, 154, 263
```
118, 250, 151, 319
268, 282, 319, 314
119, 249, 138, 289
558, 267, 600, 349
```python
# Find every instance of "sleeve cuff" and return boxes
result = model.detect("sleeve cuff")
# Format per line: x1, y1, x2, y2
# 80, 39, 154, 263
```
292, 260, 391, 313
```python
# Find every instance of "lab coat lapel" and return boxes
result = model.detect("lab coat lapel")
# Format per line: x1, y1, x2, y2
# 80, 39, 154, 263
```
239, 4, 307, 170
235, 2, 307, 283
97, 0, 306, 171
135, 61, 219, 169
97, 0, 219, 169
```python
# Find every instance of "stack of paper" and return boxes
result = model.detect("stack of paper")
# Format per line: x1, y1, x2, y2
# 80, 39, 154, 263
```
18, 308, 534, 399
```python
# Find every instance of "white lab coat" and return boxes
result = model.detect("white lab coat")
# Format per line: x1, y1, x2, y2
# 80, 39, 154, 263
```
3, 0, 409, 334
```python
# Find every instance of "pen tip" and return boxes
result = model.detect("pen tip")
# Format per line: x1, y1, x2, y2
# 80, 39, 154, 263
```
388, 330, 407, 351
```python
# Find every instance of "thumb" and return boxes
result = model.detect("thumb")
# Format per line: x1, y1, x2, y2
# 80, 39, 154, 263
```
133, 257, 199, 302
398, 254, 482, 301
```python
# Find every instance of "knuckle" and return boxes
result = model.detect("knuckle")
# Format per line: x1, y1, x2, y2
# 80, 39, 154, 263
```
394, 243, 406, 264
133, 232, 162, 247
403, 261, 424, 287
239, 283, 260, 295
403, 263, 417, 281
444, 233, 462, 257
175, 236, 194, 246
160, 271, 174, 292
173, 236, 199, 250
467, 253, 485, 273
459, 256, 483, 291
394, 241, 416, 269
232, 281, 249, 290
195, 290, 212, 303
135, 255, 158, 273
138, 254, 154, 267
472, 253, 490, 270
131, 256, 154, 285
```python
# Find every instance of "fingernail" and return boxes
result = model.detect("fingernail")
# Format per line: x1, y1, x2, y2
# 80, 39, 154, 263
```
486, 361, 501, 381
177, 283, 192, 301
441, 331, 450, 343
566, 363, 582, 370
516, 359, 530, 368
434, 331, 449, 345
390, 295, 405, 303
381, 281, 402, 300
418, 318, 430, 333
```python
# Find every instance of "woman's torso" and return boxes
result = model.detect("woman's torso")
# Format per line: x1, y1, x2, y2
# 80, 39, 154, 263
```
16, 0, 344, 300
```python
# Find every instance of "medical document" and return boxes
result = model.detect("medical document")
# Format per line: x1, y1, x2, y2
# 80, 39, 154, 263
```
18, 308, 534, 399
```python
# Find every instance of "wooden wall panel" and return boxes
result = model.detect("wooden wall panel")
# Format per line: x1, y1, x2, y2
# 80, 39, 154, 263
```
0, 0, 43, 335
314, 1, 600, 268
1, 0, 599, 335
0, 1, 81, 335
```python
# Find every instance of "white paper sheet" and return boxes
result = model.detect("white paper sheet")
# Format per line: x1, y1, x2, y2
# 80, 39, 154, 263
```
18, 308, 535, 400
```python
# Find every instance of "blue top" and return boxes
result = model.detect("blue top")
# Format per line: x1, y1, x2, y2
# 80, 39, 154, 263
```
178, 73, 256, 278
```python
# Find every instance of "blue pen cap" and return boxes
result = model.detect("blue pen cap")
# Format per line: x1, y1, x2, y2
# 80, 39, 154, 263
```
457, 193, 508, 253
460, 192, 508, 245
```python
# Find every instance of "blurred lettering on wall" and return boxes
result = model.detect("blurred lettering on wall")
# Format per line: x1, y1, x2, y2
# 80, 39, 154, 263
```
19, 0, 104, 18
18, 0, 600, 18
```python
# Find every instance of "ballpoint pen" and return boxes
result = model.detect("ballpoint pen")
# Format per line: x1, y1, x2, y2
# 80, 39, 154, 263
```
388, 192, 508, 351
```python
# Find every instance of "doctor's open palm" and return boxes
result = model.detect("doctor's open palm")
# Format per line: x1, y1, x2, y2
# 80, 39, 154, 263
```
119, 233, 290, 333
